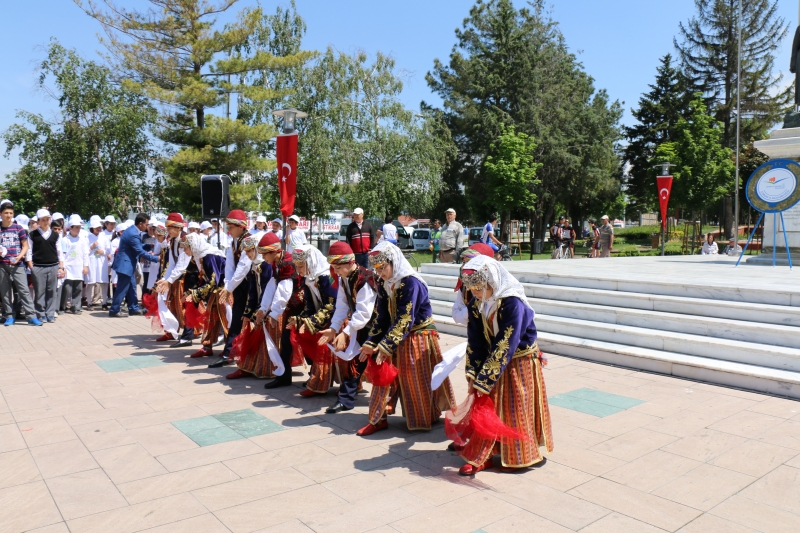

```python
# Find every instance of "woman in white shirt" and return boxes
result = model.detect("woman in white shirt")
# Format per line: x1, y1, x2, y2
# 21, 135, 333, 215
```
62, 215, 89, 313
701, 234, 718, 255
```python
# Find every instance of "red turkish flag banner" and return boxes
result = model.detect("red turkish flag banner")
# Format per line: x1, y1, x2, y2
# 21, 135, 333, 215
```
656, 176, 673, 230
277, 133, 298, 218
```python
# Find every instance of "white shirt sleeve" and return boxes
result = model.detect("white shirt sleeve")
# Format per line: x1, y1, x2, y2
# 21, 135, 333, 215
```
56, 234, 65, 262
342, 283, 376, 337
329, 280, 350, 332
452, 290, 468, 326
260, 277, 277, 312
269, 279, 294, 319
224, 252, 252, 292
26, 237, 33, 261
224, 246, 234, 285
166, 248, 190, 284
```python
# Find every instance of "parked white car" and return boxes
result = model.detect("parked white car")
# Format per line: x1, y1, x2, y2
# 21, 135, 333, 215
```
411, 228, 432, 251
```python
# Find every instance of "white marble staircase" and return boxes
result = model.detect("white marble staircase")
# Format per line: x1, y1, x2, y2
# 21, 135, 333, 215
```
421, 261, 800, 399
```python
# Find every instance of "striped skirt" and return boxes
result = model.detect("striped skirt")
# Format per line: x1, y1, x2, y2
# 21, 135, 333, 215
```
238, 314, 283, 379
200, 291, 228, 348
368, 329, 455, 430
166, 279, 185, 330
461, 353, 554, 468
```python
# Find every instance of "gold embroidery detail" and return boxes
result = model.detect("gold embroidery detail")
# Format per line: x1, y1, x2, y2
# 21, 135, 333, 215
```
475, 325, 514, 394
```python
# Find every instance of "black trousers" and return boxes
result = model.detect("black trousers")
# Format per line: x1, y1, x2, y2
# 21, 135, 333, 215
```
272, 323, 295, 385
221, 282, 249, 356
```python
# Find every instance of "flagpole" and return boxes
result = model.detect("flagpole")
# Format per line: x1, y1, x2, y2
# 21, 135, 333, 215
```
734, 0, 742, 245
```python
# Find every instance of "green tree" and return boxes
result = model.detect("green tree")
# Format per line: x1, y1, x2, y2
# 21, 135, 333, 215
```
426, 0, 622, 237
2, 41, 156, 217
484, 126, 541, 236
623, 54, 696, 216
77, 0, 315, 216
652, 95, 735, 215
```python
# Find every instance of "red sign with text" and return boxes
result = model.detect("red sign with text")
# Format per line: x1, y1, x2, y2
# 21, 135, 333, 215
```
656, 176, 673, 230
277, 133, 298, 218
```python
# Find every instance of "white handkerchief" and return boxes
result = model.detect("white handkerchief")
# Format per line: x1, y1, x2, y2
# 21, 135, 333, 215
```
431, 341, 468, 390
327, 332, 361, 362
157, 293, 179, 339
263, 324, 285, 376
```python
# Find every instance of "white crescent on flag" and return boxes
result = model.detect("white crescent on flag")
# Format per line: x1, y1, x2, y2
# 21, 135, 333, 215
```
282, 163, 292, 176
660, 188, 669, 200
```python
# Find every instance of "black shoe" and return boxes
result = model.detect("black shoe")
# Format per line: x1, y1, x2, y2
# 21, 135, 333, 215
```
102, 305, 108, 311
264, 379, 292, 389
325, 402, 351, 414
447, 442, 456, 452
171, 339, 193, 348
208, 356, 231, 368
128, 309, 143, 316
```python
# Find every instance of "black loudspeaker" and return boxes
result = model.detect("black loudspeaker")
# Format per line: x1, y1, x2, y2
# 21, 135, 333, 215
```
201, 174, 231, 219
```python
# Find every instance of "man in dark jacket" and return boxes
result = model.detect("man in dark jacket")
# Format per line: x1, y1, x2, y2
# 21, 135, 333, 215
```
109, 213, 159, 317
345, 208, 375, 268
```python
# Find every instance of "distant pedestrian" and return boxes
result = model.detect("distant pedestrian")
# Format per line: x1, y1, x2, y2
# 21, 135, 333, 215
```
0, 200, 40, 326
598, 215, 614, 258
701, 234, 719, 255
439, 208, 465, 263
480, 214, 503, 259
285, 215, 307, 249
430, 219, 441, 263
61, 215, 89, 314
26, 209, 65, 323
345, 208, 376, 268
379, 216, 398, 245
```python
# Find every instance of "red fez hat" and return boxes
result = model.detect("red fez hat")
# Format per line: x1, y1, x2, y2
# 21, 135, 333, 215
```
257, 232, 282, 253
225, 209, 247, 226
327, 241, 355, 265
165, 213, 185, 227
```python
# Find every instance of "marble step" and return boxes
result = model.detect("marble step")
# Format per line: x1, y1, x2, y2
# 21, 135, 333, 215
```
422, 273, 800, 328
420, 263, 800, 307
429, 300, 800, 373
427, 289, 800, 349
430, 314, 800, 399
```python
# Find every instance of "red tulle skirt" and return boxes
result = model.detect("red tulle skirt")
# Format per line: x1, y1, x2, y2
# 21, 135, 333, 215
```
365, 357, 399, 387
290, 328, 333, 365
445, 393, 528, 447
184, 301, 207, 330
231, 324, 266, 367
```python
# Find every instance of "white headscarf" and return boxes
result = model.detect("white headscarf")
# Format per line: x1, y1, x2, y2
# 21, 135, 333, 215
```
462, 255, 533, 312
185, 232, 224, 270
371, 241, 427, 292
293, 244, 330, 281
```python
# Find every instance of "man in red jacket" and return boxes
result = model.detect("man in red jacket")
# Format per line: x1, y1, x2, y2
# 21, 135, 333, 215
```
345, 208, 375, 268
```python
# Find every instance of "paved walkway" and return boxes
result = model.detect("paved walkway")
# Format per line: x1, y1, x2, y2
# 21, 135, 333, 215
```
2, 312, 800, 533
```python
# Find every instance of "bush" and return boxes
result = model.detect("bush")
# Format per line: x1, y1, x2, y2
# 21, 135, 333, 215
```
614, 225, 661, 240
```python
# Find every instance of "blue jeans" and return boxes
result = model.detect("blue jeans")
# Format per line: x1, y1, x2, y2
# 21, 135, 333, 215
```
109, 273, 139, 315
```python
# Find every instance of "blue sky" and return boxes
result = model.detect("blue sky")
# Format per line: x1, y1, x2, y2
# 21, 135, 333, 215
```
1, 0, 798, 178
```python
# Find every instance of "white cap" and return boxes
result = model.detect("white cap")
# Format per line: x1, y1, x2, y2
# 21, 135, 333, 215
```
211, 218, 218, 222
89, 215, 103, 229
0, 199, 11, 209
288, 214, 301, 223
104, 215, 116, 224
52, 212, 64, 221
31, 216, 38, 222
601, 215, 609, 220
256, 215, 267, 223
36, 208, 51, 219
148, 217, 158, 226
445, 208, 455, 214
15, 214, 29, 226
188, 221, 200, 230
353, 208, 364, 215
68, 214, 82, 227
200, 221, 212, 231
272, 218, 283, 226
125, 219, 135, 228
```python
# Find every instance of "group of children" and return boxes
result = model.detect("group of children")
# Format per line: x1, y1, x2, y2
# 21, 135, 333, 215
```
147, 209, 553, 476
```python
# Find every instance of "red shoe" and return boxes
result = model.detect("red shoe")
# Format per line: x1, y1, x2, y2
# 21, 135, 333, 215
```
299, 389, 321, 397
226, 369, 248, 379
189, 348, 212, 358
356, 420, 389, 437
458, 458, 493, 476
155, 334, 172, 342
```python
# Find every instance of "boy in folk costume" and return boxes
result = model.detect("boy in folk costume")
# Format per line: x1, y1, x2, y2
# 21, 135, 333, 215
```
453, 256, 554, 476
290, 244, 339, 397
451, 243, 495, 326
208, 209, 251, 368
357, 241, 455, 437
154, 213, 195, 347
180, 233, 227, 359
85, 215, 112, 311
317, 241, 377, 414
226, 235, 275, 379
254, 233, 305, 389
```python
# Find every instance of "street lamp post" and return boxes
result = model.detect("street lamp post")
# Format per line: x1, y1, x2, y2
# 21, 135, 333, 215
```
272, 108, 307, 250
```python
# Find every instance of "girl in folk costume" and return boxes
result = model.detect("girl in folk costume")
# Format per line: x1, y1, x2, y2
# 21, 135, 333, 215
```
180, 233, 227, 359
451, 244, 495, 326
61, 215, 89, 314
317, 241, 377, 414
208, 209, 251, 368
255, 233, 305, 389
85, 215, 112, 311
226, 235, 274, 379
357, 241, 455, 437
154, 213, 194, 347
290, 244, 340, 397
452, 256, 553, 476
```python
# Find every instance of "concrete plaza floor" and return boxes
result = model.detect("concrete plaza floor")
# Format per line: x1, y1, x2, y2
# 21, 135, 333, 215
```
3, 312, 800, 533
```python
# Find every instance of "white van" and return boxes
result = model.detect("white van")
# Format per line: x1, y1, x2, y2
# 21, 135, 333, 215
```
411, 228, 431, 252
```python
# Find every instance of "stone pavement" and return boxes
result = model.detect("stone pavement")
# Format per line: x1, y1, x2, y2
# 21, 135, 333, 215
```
3, 312, 800, 533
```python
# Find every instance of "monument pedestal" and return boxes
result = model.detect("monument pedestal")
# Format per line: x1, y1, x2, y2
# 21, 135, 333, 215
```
747, 128, 800, 264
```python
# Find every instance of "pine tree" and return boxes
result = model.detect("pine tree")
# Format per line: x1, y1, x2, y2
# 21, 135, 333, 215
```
623, 54, 695, 216
675, 0, 789, 147
76, 0, 315, 215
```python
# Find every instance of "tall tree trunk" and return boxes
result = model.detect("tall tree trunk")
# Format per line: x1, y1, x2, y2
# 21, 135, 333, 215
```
723, 195, 735, 239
